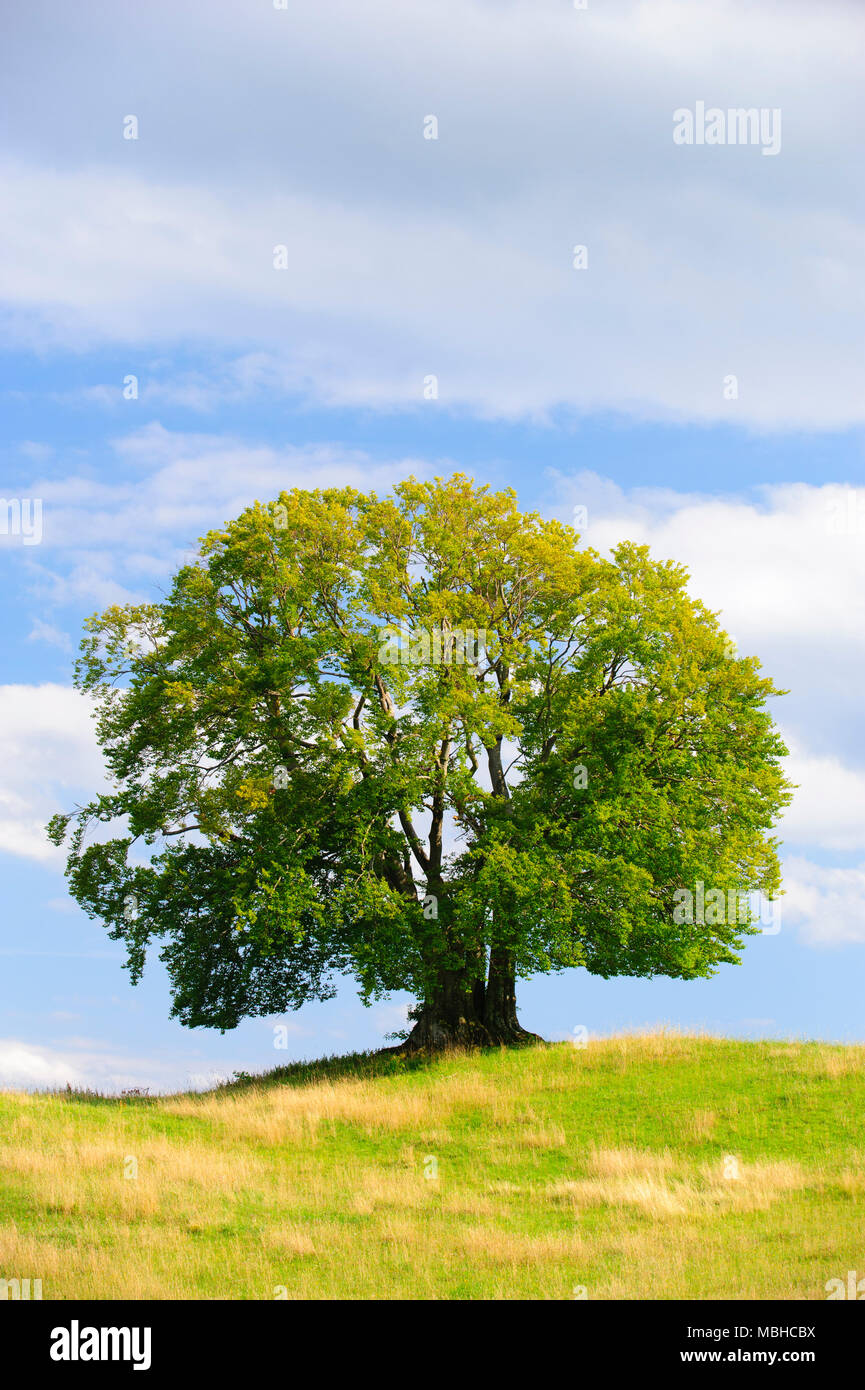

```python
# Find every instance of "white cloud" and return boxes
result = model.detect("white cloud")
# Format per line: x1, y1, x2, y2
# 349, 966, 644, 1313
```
18, 441, 54, 462
27, 618, 73, 653
1, 0, 863, 426
0, 1039, 87, 1089
372, 1002, 411, 1036
553, 474, 865, 647
16, 426, 432, 605
548, 473, 865, 771
0, 1037, 234, 1093
782, 858, 865, 947
0, 685, 105, 863
781, 751, 865, 853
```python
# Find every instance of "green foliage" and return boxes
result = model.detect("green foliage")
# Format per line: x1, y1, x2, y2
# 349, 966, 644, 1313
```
50, 475, 792, 1029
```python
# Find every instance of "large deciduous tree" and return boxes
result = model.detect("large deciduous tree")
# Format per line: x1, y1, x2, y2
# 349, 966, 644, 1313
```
49, 476, 791, 1050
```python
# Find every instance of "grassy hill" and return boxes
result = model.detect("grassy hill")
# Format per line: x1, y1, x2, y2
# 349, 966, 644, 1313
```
1, 1031, 863, 1300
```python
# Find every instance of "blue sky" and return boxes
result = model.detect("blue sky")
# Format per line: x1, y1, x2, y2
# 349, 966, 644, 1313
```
2, 0, 864, 1091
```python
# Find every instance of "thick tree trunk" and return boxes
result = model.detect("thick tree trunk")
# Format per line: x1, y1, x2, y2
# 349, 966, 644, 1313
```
399, 967, 488, 1050
397, 950, 543, 1053
394, 719, 544, 1052
484, 946, 541, 1045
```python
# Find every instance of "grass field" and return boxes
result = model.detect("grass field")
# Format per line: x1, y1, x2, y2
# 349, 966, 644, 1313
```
1, 1031, 863, 1300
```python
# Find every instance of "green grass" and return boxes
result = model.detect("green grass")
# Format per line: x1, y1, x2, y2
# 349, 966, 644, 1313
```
1, 1031, 863, 1299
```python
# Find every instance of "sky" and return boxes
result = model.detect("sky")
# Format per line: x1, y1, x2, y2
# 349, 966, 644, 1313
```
1, 0, 864, 1092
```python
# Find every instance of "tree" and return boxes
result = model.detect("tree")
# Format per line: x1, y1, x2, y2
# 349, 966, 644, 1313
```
49, 475, 792, 1050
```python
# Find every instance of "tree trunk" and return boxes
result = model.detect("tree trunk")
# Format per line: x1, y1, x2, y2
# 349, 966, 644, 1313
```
484, 946, 541, 1046
397, 950, 543, 1053
398, 967, 489, 1050
393, 721, 543, 1052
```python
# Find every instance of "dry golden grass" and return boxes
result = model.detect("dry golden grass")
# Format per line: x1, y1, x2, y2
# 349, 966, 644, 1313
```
0, 1031, 862, 1299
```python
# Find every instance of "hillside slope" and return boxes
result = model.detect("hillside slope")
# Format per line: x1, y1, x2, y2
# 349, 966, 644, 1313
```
1, 1032, 863, 1300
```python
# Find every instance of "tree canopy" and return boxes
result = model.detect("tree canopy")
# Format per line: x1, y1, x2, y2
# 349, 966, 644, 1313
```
49, 475, 791, 1048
